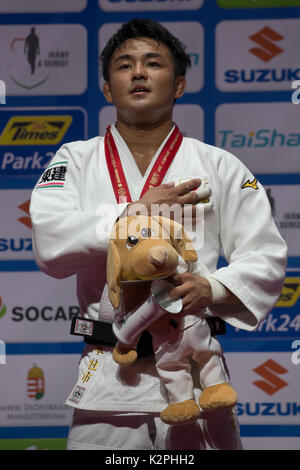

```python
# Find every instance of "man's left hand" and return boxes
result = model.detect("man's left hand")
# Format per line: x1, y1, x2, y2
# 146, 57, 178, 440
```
168, 272, 213, 314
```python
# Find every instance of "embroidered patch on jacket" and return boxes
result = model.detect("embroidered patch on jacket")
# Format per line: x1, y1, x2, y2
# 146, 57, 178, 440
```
36, 161, 68, 189
74, 319, 93, 336
68, 385, 86, 404
241, 177, 259, 190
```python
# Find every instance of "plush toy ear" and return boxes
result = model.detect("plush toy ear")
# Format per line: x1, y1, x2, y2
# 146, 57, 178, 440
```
106, 240, 122, 309
152, 216, 198, 262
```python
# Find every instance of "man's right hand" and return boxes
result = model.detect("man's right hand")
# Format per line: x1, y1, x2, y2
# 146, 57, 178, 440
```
126, 178, 212, 224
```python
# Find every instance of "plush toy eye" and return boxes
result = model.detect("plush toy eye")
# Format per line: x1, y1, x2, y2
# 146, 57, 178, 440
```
126, 235, 139, 247
141, 227, 154, 238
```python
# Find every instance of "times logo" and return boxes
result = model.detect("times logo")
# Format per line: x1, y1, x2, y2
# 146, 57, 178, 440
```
0, 115, 72, 146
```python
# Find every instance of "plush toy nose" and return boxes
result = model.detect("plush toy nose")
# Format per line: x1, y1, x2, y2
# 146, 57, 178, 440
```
149, 246, 168, 267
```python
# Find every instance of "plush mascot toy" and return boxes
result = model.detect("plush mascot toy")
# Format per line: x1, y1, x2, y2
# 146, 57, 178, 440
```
107, 215, 238, 425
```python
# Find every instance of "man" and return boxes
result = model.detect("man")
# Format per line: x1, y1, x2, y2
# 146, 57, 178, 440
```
30, 19, 287, 450
24, 27, 40, 75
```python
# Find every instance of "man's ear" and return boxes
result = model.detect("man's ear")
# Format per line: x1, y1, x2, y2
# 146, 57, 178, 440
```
174, 76, 186, 100
103, 82, 113, 104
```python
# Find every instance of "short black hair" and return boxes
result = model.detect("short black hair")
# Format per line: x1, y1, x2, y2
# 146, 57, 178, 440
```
100, 18, 191, 82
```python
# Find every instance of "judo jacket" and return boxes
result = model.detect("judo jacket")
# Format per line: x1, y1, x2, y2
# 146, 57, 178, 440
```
30, 124, 287, 412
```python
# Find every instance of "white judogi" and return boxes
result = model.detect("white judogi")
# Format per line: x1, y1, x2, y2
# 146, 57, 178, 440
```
30, 123, 287, 449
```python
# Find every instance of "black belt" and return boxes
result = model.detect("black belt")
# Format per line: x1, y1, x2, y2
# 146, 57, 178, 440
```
70, 315, 226, 358
70, 316, 154, 357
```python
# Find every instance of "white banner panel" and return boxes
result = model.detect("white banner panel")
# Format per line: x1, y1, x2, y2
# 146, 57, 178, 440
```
215, 102, 300, 174
99, 104, 204, 141
0, 25, 87, 96
0, 354, 80, 426
263, 185, 300, 258
99, 22, 204, 93
242, 437, 300, 451
99, 0, 203, 11
226, 352, 300, 425
0, 107, 87, 177
0, 0, 87, 12
216, 19, 300, 91
0, 272, 82, 343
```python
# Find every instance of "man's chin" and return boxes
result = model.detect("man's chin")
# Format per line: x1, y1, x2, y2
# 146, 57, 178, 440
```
120, 104, 171, 125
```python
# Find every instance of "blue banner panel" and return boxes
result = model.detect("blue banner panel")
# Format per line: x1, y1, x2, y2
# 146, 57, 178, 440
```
0, 107, 87, 176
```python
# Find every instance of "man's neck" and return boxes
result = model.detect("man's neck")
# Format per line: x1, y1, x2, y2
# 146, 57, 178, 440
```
115, 119, 173, 176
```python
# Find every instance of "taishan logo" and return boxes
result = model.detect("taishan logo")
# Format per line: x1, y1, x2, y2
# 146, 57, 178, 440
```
18, 200, 32, 229
276, 278, 300, 307
249, 26, 284, 62
253, 359, 288, 395
0, 115, 72, 146
27, 364, 45, 400
219, 129, 300, 149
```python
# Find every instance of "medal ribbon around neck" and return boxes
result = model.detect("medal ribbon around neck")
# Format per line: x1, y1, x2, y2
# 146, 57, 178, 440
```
104, 124, 183, 203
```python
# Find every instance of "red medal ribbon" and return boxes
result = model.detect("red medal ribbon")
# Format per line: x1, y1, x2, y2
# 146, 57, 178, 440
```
105, 124, 183, 203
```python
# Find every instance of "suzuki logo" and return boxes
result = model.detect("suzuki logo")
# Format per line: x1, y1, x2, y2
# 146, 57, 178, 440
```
18, 200, 32, 229
253, 359, 288, 395
249, 26, 284, 62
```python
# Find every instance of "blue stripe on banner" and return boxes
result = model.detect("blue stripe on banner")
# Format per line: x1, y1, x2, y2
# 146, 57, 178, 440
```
287, 258, 300, 269
218, 337, 296, 352
6, 342, 85, 355
240, 426, 300, 438
4, 338, 296, 354
218, 257, 300, 269
0, 425, 299, 439
4, 338, 295, 354
0, 261, 39, 271
256, 174, 300, 185
0, 427, 69, 439
0, 177, 37, 189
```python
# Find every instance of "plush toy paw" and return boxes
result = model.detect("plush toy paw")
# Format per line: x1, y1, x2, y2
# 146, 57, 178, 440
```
198, 382, 238, 411
160, 399, 201, 425
112, 346, 138, 366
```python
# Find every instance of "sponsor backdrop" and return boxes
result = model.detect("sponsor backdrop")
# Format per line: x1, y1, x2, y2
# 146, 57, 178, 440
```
0, 0, 299, 450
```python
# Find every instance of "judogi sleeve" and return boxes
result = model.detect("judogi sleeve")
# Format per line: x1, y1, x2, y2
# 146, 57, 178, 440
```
209, 150, 287, 331
30, 140, 128, 279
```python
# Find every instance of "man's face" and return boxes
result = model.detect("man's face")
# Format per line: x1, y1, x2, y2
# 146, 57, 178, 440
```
103, 37, 186, 125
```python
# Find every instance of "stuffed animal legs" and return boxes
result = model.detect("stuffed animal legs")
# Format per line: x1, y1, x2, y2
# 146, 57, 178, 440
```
153, 320, 238, 425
